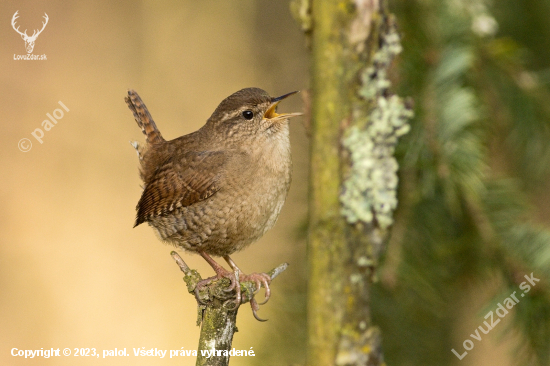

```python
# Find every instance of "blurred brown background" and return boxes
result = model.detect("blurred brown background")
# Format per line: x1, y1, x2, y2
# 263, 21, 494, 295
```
0, 1, 308, 365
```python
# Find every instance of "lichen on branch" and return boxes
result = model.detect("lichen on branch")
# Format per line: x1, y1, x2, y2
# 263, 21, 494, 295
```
340, 20, 413, 229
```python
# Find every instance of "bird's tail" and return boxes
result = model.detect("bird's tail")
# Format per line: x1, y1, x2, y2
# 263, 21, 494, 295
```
125, 89, 164, 144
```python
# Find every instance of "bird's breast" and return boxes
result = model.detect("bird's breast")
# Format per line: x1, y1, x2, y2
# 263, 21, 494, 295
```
252, 128, 292, 232
220, 127, 292, 249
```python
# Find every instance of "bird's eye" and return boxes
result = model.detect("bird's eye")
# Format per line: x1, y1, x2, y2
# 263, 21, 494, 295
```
242, 110, 254, 120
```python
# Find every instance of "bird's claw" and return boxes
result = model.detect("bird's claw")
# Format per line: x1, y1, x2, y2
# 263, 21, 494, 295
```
223, 298, 241, 311
194, 275, 217, 305
250, 298, 267, 322
222, 272, 238, 293
241, 272, 272, 306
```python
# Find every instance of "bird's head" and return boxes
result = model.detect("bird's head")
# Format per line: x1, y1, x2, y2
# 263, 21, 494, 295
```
205, 87, 302, 142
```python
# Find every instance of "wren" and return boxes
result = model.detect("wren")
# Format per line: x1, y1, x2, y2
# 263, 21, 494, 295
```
126, 88, 301, 320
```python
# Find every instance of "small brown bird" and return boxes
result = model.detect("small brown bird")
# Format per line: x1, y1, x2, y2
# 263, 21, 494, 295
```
126, 88, 300, 320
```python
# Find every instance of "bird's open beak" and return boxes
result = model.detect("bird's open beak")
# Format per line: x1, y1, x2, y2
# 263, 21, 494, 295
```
264, 91, 302, 120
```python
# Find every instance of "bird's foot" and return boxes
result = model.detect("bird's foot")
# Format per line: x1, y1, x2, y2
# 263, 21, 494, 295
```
222, 256, 273, 320
193, 269, 270, 320
234, 272, 271, 321
239, 272, 272, 305
194, 265, 241, 307
194, 252, 273, 319
172, 252, 289, 324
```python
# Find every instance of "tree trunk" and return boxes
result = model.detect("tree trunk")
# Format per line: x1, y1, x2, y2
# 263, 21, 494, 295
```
302, 0, 411, 365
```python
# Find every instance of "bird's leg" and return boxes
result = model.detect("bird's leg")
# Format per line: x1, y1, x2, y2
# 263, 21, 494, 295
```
194, 251, 239, 305
224, 256, 272, 321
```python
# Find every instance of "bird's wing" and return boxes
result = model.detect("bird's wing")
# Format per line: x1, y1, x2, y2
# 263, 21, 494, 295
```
134, 150, 225, 227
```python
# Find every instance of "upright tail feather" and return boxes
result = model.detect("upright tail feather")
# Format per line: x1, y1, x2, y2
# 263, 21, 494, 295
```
125, 89, 164, 144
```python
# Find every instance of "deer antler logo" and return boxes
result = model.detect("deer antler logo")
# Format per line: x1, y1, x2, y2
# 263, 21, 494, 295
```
12, 11, 49, 54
